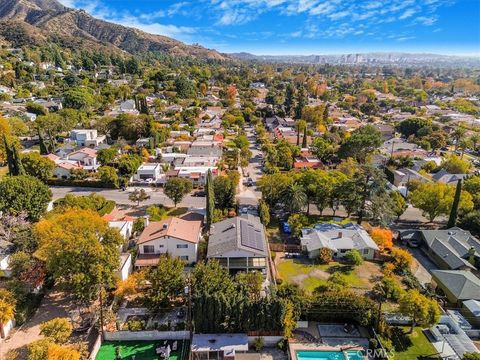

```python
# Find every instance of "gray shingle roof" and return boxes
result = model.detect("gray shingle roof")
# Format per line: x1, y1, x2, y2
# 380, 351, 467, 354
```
432, 270, 480, 300
207, 216, 267, 258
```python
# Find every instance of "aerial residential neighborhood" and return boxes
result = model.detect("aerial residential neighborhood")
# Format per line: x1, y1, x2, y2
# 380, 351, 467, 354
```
0, 0, 480, 360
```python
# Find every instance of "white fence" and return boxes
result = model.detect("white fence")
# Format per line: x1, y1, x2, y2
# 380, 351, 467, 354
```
104, 330, 189, 341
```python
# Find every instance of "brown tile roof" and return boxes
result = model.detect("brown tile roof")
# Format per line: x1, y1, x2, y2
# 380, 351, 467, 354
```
137, 217, 201, 245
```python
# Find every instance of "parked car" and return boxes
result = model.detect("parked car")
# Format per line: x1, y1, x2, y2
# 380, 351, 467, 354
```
176, 308, 186, 318
192, 190, 206, 197
407, 238, 420, 248
280, 222, 292, 234
246, 177, 254, 186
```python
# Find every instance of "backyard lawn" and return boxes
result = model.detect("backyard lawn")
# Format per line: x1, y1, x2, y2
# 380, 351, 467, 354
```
96, 340, 189, 360
391, 327, 440, 360
276, 259, 377, 293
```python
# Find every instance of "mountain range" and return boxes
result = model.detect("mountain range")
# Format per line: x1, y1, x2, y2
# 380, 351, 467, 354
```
0, 0, 227, 60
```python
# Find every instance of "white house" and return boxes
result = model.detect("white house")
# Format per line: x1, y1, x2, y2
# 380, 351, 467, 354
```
300, 223, 379, 260
70, 129, 106, 147
135, 217, 202, 267
133, 163, 164, 182
67, 148, 99, 171
52, 161, 82, 179
108, 220, 134, 240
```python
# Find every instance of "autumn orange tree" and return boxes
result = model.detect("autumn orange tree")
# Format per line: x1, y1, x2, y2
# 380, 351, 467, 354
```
370, 228, 393, 251
34, 208, 123, 301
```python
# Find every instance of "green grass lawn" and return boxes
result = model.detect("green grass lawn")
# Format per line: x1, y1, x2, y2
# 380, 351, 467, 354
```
276, 259, 364, 293
96, 340, 189, 360
391, 327, 439, 360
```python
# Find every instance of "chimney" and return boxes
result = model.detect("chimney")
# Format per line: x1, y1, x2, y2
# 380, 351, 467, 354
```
144, 215, 149, 227
338, 232, 343, 238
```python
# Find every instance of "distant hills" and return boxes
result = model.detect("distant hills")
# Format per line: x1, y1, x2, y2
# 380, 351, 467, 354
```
230, 52, 480, 67
0, 0, 228, 60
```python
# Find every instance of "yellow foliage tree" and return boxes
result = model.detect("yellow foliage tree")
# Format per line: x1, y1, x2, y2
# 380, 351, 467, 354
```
370, 228, 394, 251
391, 248, 413, 271
46, 343, 80, 360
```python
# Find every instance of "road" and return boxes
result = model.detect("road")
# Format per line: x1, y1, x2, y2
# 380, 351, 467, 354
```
236, 126, 263, 206
50, 186, 206, 209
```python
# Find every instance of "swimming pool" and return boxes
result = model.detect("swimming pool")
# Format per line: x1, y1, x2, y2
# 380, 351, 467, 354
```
296, 350, 364, 360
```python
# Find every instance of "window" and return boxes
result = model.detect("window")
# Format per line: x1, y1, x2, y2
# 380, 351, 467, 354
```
180, 256, 189, 261
143, 245, 154, 254
340, 249, 347, 254
159, 245, 164, 248
177, 244, 188, 249
363, 249, 369, 255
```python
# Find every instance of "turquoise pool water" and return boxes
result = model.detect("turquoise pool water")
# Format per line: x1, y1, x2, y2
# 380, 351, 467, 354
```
296, 350, 364, 360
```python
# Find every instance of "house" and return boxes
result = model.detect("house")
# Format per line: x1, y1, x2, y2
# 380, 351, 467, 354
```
70, 129, 106, 147
119, 99, 137, 112
133, 163, 164, 182
191, 333, 253, 360
52, 161, 82, 179
67, 148, 99, 171
207, 216, 268, 277
413, 228, 479, 270
0, 240, 14, 277
117, 253, 132, 281
293, 156, 323, 170
187, 141, 223, 157
392, 168, 430, 187
374, 123, 395, 140
432, 270, 480, 306
462, 300, 480, 327
300, 223, 379, 260
108, 219, 134, 240
265, 115, 295, 131
432, 169, 468, 185
135, 217, 202, 267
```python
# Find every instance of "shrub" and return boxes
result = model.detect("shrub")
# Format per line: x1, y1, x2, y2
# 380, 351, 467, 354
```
254, 337, 264, 352
318, 248, 333, 264
345, 249, 363, 266
40, 317, 73, 343
391, 248, 413, 272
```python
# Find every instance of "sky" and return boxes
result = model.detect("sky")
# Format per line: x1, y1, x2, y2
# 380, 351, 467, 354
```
58, 0, 480, 56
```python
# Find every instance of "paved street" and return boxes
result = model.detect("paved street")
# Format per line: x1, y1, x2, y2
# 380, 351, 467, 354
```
236, 126, 263, 206
50, 186, 206, 209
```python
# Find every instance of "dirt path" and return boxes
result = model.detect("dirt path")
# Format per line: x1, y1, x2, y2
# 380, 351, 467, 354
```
0, 290, 76, 358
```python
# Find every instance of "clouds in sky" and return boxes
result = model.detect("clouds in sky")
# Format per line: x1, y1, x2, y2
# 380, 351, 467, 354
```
55, 0, 474, 54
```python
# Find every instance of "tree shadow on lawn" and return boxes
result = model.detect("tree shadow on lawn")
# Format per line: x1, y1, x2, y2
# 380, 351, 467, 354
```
391, 327, 413, 351
327, 264, 354, 275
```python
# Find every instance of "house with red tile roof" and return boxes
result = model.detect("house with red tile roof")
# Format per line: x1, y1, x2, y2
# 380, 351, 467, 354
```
135, 217, 202, 267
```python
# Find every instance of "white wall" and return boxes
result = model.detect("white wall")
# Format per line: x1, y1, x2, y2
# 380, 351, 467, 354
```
139, 236, 198, 264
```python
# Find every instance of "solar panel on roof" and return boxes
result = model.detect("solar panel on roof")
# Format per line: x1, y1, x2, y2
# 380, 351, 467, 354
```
240, 220, 264, 251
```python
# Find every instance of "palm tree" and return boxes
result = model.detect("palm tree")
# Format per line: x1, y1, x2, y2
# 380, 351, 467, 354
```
281, 183, 307, 214
0, 290, 15, 339
471, 134, 479, 152
453, 128, 466, 151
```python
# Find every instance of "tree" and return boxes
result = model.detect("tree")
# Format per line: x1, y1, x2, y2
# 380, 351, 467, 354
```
0, 289, 16, 339
462, 353, 480, 360
21, 152, 55, 182
338, 125, 382, 163
391, 248, 413, 272
281, 183, 307, 214
448, 179, 462, 228
318, 248, 333, 264
0, 175, 52, 221
399, 289, 440, 333
236, 271, 263, 301
63, 87, 94, 110
46, 343, 80, 360
441, 154, 470, 174
206, 170, 215, 230
117, 155, 142, 177
175, 75, 196, 99
3, 134, 24, 176
396, 118, 431, 138
345, 249, 363, 266
34, 209, 123, 301
40, 318, 73, 344
164, 177, 193, 207
213, 175, 236, 210
97, 148, 118, 165
370, 228, 393, 251
464, 175, 480, 209
390, 191, 407, 220
146, 255, 185, 311
98, 166, 119, 188
295, 86, 306, 119
128, 188, 150, 207
53, 193, 115, 215
311, 137, 334, 163
410, 182, 473, 222
259, 200, 270, 226
287, 214, 308, 238
282, 301, 296, 339
284, 84, 295, 116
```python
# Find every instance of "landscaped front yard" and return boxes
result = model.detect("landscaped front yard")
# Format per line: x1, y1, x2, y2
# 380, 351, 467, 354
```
276, 258, 381, 293
390, 327, 439, 360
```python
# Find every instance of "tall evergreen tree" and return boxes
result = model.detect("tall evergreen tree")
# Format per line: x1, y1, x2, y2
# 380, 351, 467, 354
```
302, 125, 307, 148
448, 179, 462, 228
295, 86, 306, 119
206, 169, 215, 230
38, 129, 48, 155
323, 103, 329, 123
3, 135, 24, 176
284, 84, 295, 116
